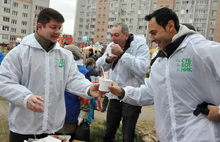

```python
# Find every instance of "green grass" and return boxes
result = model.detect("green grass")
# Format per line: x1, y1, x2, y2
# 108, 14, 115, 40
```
0, 116, 9, 142
0, 118, 145, 142
90, 120, 145, 142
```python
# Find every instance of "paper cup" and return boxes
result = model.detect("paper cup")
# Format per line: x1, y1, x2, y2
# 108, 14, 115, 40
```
99, 77, 112, 92
108, 48, 116, 57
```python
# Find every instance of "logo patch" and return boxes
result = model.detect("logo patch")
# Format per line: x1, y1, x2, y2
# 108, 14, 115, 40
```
126, 49, 133, 55
55, 58, 65, 68
176, 58, 192, 72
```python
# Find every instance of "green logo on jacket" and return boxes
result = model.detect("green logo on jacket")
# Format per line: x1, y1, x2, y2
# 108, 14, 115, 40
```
176, 58, 192, 72
126, 49, 133, 55
55, 58, 65, 68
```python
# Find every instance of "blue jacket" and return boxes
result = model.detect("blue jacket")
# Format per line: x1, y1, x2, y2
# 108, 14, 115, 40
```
0, 51, 4, 65
65, 66, 91, 123
86, 65, 99, 76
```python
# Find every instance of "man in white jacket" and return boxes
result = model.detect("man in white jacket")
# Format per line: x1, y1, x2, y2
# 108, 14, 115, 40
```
0, 8, 102, 142
96, 23, 150, 141
109, 8, 220, 142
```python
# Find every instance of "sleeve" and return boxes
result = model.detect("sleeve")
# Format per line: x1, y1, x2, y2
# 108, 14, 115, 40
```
0, 51, 4, 65
78, 100, 90, 119
96, 44, 113, 72
192, 37, 220, 81
66, 58, 93, 99
120, 43, 150, 78
0, 47, 33, 108
122, 78, 154, 106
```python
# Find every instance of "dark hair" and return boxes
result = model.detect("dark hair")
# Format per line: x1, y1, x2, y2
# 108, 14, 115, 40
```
85, 58, 96, 68
182, 23, 196, 31
113, 23, 129, 35
145, 7, 180, 32
37, 8, 64, 30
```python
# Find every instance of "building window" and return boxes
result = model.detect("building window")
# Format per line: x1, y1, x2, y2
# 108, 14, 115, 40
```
80, 12, 84, 16
122, 4, 127, 9
81, 0, 85, 3
2, 35, 9, 40
100, 1, 102, 4
99, 14, 101, 18
34, 14, 39, 19
2, 26, 9, 31
21, 29, 27, 34
213, 1, 218, 7
209, 29, 214, 34
23, 4, 29, 9
209, 37, 213, 41
4, 0, 10, 4
103, 14, 105, 18
153, 3, 157, 8
130, 19, 134, 23
35, 6, 44, 11
79, 25, 83, 29
99, 8, 102, 11
78, 31, 82, 35
130, 11, 135, 16
211, 19, 216, 25
104, 7, 106, 11
97, 28, 100, 31
129, 26, 133, 31
4, 7, 10, 13
97, 35, 99, 38
3, 17, 10, 22
105, 0, 107, 3
11, 28, 16, 33
101, 35, 104, 38
10, 37, 16, 41
98, 21, 100, 24
22, 13, 28, 18
81, 6, 85, 10
80, 18, 83, 23
212, 10, 217, 16
22, 21, 27, 26
33, 22, 37, 27
131, 4, 135, 8
12, 11, 18, 16
102, 29, 104, 32
87, 12, 90, 16
13, 2, 18, 7
11, 19, 17, 24
103, 21, 105, 25
87, 6, 91, 10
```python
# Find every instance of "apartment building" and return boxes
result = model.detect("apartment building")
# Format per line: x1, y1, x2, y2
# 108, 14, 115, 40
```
0, 0, 50, 45
73, 0, 220, 47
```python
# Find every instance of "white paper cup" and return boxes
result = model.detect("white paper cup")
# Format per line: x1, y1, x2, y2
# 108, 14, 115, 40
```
99, 77, 112, 92
108, 48, 116, 57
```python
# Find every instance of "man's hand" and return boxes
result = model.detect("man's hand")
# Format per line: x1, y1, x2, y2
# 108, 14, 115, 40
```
27, 95, 44, 113
110, 44, 123, 56
207, 105, 220, 122
108, 81, 123, 97
106, 54, 118, 62
89, 83, 105, 98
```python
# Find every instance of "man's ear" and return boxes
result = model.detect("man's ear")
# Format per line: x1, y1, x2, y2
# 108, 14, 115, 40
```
125, 33, 129, 40
167, 20, 175, 32
37, 23, 43, 30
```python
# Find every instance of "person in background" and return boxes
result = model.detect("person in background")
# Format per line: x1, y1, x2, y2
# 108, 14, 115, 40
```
96, 23, 150, 142
96, 45, 107, 61
85, 58, 100, 125
0, 50, 4, 65
109, 7, 220, 142
56, 45, 91, 142
0, 8, 102, 142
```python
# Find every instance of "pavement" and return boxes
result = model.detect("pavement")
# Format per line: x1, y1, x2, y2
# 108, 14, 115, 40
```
0, 99, 155, 121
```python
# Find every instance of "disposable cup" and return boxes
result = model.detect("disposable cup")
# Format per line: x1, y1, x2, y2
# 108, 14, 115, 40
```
108, 48, 116, 57
99, 77, 112, 92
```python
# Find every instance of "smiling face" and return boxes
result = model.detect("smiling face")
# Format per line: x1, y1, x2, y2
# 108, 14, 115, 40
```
148, 18, 173, 51
110, 25, 129, 48
37, 18, 62, 43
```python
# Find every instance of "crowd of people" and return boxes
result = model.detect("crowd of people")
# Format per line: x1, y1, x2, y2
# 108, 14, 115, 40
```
0, 6, 220, 142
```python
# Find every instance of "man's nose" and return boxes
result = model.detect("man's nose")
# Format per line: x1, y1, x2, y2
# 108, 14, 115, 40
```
150, 36, 155, 43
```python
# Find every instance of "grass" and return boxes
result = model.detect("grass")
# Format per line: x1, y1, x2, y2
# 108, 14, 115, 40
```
0, 118, 145, 142
90, 120, 145, 142
0, 116, 9, 142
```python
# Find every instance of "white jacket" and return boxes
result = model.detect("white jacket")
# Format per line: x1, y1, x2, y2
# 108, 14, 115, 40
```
0, 33, 92, 134
96, 34, 150, 99
122, 26, 220, 141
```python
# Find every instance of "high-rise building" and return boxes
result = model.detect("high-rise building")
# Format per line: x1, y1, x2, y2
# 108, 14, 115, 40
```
73, 0, 220, 47
0, 0, 50, 45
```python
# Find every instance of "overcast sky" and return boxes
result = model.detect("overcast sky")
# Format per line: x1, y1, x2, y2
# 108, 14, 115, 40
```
49, 0, 77, 35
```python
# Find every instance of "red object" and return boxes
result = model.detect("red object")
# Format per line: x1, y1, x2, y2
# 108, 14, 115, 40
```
57, 37, 73, 46
78, 97, 90, 105
89, 48, 93, 52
